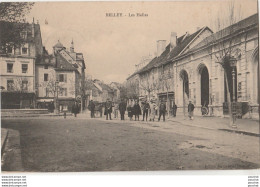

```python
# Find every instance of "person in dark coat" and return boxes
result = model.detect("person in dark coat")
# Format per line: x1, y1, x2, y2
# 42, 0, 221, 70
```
104, 99, 112, 120
119, 99, 127, 120
158, 100, 166, 121
49, 101, 55, 113
172, 102, 177, 117
188, 100, 195, 120
142, 101, 150, 121
89, 100, 95, 118
72, 101, 79, 117
133, 100, 141, 121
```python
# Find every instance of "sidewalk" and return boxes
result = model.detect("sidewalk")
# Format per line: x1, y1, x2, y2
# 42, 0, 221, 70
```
77, 111, 260, 137
168, 115, 259, 137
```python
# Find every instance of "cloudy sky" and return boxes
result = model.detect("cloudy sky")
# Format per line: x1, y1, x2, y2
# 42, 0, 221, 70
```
26, 0, 257, 83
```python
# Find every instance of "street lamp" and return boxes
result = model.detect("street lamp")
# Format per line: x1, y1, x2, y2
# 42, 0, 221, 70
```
229, 56, 237, 128
55, 80, 59, 114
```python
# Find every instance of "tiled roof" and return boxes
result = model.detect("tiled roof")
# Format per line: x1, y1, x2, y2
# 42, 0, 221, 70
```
0, 21, 43, 57
189, 13, 258, 53
55, 52, 78, 71
137, 27, 207, 74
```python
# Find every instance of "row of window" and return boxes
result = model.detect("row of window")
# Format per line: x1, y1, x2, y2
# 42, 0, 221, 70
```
7, 63, 28, 73
7, 80, 28, 91
6, 45, 28, 55
44, 73, 67, 82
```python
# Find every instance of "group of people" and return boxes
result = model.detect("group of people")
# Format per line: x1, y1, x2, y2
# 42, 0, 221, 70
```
126, 100, 168, 122
81, 99, 196, 121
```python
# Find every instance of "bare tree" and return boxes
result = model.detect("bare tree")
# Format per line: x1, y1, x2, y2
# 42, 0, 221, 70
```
161, 78, 172, 118
38, 74, 64, 112
205, 1, 242, 126
126, 80, 139, 100
139, 73, 160, 101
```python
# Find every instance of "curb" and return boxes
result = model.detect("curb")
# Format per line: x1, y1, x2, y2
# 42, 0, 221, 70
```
1, 130, 9, 157
168, 119, 260, 137
1, 113, 73, 118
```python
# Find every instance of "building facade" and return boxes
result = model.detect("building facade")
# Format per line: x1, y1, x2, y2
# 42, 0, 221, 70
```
0, 20, 43, 109
126, 13, 259, 118
35, 40, 85, 112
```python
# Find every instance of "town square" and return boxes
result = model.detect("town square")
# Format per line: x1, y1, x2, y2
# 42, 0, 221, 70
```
0, 0, 259, 177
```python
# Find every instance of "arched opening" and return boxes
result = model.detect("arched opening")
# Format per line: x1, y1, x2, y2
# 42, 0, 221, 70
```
224, 63, 237, 102
180, 70, 189, 111
200, 66, 209, 107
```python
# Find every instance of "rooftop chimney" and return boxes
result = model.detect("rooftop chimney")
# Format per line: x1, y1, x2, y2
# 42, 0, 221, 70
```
157, 40, 166, 57
170, 32, 177, 51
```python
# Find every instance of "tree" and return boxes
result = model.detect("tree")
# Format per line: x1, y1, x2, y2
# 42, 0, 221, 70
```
205, 1, 242, 127
0, 3, 34, 53
38, 73, 64, 113
162, 78, 172, 118
139, 73, 160, 101
126, 80, 139, 100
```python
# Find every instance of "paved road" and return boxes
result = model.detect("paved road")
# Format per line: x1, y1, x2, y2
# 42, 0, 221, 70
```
1, 116, 259, 172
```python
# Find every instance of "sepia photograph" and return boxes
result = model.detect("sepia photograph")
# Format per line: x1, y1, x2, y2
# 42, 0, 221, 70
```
0, 0, 259, 178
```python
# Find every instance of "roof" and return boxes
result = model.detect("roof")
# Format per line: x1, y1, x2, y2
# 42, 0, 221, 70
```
53, 40, 64, 48
55, 52, 78, 71
136, 27, 209, 74
189, 13, 258, 53
0, 21, 43, 57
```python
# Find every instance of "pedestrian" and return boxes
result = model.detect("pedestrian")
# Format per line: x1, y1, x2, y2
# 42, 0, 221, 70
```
49, 101, 55, 113
89, 100, 95, 118
98, 103, 103, 118
114, 102, 119, 118
72, 101, 79, 117
127, 101, 133, 121
104, 99, 112, 120
133, 100, 141, 121
142, 100, 150, 121
188, 100, 195, 120
119, 99, 127, 120
150, 102, 157, 121
173, 102, 177, 117
158, 100, 166, 122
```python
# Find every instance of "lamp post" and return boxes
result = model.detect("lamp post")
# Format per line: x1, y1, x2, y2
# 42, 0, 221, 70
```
55, 80, 59, 114
229, 56, 237, 128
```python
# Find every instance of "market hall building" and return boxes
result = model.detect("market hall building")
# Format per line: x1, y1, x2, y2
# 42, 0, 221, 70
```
127, 13, 259, 119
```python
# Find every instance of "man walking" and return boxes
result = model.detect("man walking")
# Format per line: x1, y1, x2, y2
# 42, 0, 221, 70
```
105, 99, 112, 120
142, 101, 150, 121
119, 99, 127, 120
72, 101, 79, 117
133, 100, 141, 121
89, 100, 95, 118
158, 100, 166, 122
188, 100, 195, 120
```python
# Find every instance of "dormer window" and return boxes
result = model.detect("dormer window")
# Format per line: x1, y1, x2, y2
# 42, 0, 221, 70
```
6, 45, 13, 54
21, 43, 28, 55
20, 31, 27, 40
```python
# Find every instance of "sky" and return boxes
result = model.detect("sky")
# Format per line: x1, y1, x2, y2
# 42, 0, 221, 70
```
26, 0, 258, 83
